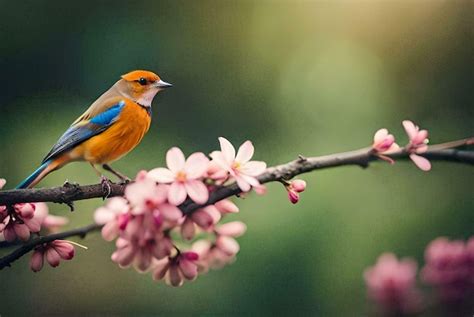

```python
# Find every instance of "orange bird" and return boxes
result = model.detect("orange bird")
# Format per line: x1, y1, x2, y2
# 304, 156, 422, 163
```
16, 70, 172, 189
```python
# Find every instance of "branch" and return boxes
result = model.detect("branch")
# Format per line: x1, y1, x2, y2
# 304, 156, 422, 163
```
0, 138, 472, 270
0, 224, 101, 269
0, 141, 472, 209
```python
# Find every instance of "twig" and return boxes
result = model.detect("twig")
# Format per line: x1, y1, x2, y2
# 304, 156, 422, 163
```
0, 224, 102, 269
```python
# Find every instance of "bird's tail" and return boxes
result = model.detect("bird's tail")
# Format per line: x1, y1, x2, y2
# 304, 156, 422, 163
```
15, 156, 68, 189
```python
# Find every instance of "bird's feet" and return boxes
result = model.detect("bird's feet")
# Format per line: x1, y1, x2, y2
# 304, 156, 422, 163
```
102, 164, 131, 184
100, 176, 112, 199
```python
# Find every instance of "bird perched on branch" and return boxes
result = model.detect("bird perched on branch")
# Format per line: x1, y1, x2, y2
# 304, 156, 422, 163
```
16, 70, 172, 189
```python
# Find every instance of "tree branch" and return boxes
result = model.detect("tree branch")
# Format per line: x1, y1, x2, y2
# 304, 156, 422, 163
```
0, 138, 472, 270
0, 224, 101, 269
0, 142, 472, 208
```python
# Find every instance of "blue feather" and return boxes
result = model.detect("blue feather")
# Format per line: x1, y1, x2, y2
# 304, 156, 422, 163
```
16, 160, 52, 189
90, 101, 125, 125
41, 100, 125, 163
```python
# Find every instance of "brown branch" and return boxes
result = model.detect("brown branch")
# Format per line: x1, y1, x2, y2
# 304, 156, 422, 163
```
0, 224, 102, 269
0, 142, 472, 209
0, 138, 472, 270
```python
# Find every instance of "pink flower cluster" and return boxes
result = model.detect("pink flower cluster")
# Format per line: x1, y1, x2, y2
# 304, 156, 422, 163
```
0, 179, 68, 243
371, 120, 431, 170
285, 179, 307, 204
94, 138, 264, 286
364, 253, 423, 314
30, 240, 75, 272
421, 237, 474, 302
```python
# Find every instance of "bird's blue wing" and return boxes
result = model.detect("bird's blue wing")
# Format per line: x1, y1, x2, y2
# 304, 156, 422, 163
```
41, 101, 125, 163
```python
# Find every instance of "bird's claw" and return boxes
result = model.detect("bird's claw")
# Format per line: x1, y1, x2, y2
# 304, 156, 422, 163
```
100, 176, 112, 199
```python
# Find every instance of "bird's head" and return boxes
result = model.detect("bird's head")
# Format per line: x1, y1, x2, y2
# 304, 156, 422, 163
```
119, 70, 172, 107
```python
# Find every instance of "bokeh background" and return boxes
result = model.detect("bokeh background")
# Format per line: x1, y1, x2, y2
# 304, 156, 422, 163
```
0, 0, 472, 315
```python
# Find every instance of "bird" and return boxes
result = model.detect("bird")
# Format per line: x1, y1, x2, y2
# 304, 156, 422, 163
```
16, 70, 172, 190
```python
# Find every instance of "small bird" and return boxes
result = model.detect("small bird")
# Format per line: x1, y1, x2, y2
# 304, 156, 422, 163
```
16, 70, 172, 189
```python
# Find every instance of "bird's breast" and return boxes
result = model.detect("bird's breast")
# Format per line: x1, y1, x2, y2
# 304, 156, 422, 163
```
77, 101, 152, 164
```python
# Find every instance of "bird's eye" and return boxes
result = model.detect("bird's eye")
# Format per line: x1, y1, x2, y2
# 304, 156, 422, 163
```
138, 77, 147, 86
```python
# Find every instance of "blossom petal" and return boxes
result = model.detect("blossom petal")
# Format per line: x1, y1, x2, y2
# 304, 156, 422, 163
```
168, 182, 187, 205
30, 250, 44, 272
184, 152, 209, 179
94, 207, 115, 225
181, 217, 196, 240
0, 178, 6, 189
185, 180, 209, 204
410, 154, 431, 171
158, 203, 182, 221
216, 236, 240, 256
210, 151, 232, 172
218, 137, 236, 163
215, 199, 239, 213
413, 129, 428, 145
45, 247, 61, 267
52, 240, 75, 260
373, 129, 388, 144
240, 174, 260, 187
416, 145, 428, 154
234, 175, 251, 192
216, 221, 247, 237
23, 217, 42, 233
179, 259, 198, 280
152, 259, 170, 281
101, 222, 119, 241
235, 140, 254, 164
147, 168, 175, 183
402, 120, 417, 141
166, 147, 186, 173
167, 265, 183, 287
241, 161, 266, 176
14, 223, 31, 241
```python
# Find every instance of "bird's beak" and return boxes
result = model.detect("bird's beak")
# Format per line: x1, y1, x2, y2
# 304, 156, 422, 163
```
155, 80, 173, 89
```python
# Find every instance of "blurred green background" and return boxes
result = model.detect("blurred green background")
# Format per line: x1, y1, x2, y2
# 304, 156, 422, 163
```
0, 0, 472, 315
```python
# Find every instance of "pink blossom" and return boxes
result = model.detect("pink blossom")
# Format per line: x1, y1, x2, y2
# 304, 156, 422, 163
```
94, 197, 129, 241
421, 237, 473, 302
0, 185, 63, 241
152, 251, 200, 287
206, 160, 228, 181
364, 253, 422, 314
111, 232, 174, 272
180, 205, 222, 240
210, 137, 266, 192
215, 221, 247, 237
124, 179, 168, 215
372, 129, 399, 153
34, 202, 68, 233
148, 147, 210, 205
288, 191, 299, 204
30, 240, 75, 272
214, 199, 239, 214
191, 222, 245, 271
402, 120, 431, 171
1, 203, 42, 242
285, 179, 306, 204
